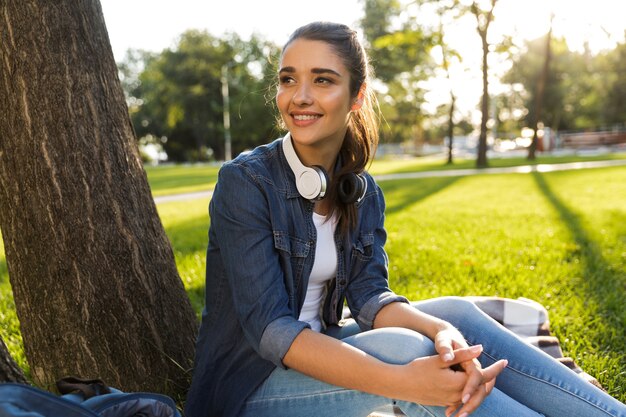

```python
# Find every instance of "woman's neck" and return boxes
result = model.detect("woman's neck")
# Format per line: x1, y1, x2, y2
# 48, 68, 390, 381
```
314, 199, 332, 216
290, 133, 345, 173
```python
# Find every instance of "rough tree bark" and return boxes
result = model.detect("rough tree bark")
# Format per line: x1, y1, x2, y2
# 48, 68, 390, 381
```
0, 336, 27, 384
0, 1, 197, 397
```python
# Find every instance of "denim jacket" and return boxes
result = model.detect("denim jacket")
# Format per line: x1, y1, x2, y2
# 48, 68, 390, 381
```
185, 137, 408, 417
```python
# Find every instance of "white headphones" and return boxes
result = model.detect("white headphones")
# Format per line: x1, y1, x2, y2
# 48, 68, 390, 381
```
282, 133, 367, 203
282, 133, 329, 200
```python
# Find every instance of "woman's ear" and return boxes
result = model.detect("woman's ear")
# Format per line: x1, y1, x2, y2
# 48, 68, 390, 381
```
351, 83, 366, 111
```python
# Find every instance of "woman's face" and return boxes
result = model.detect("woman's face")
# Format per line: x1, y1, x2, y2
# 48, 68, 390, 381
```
276, 38, 354, 156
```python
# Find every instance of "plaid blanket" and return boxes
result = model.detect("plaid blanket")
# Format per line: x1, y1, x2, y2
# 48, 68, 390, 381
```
468, 297, 602, 388
369, 297, 602, 417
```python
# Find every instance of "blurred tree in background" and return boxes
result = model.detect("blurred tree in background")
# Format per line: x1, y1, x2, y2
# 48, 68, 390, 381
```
360, 0, 436, 145
116, 1, 626, 163
503, 33, 626, 133
601, 40, 626, 125
120, 31, 279, 162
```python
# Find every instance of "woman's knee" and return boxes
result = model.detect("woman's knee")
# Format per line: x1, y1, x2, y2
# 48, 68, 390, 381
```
341, 327, 436, 365
413, 297, 487, 327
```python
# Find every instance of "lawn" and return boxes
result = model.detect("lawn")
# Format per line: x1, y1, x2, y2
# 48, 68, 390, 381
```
145, 163, 221, 196
0, 160, 624, 402
144, 151, 626, 196
159, 164, 626, 400
381, 168, 625, 400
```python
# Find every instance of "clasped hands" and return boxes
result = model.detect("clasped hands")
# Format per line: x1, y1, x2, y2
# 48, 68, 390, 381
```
399, 327, 508, 417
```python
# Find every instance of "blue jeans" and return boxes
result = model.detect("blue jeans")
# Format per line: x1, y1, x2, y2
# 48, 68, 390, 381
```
240, 297, 626, 417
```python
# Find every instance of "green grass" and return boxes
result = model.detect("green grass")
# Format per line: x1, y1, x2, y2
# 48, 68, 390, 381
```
162, 165, 626, 401
1, 160, 624, 402
0, 237, 29, 375
143, 152, 626, 196
145, 163, 221, 196
382, 168, 626, 399
156, 198, 211, 319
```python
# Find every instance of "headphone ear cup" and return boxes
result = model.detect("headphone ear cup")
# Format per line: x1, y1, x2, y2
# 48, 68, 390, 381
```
282, 133, 328, 200
338, 173, 367, 204
294, 165, 328, 200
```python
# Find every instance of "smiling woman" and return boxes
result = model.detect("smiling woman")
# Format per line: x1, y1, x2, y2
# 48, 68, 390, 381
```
276, 38, 354, 164
181, 20, 626, 417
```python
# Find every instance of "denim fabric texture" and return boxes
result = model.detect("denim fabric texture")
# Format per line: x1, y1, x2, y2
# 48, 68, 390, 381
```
184, 137, 407, 417
239, 298, 626, 417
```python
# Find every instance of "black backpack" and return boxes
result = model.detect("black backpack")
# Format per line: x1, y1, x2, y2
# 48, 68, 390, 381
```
0, 377, 181, 417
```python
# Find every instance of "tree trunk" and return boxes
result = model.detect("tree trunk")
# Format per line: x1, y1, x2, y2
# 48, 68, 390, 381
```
437, 18, 456, 166
472, 0, 497, 168
528, 20, 553, 160
446, 93, 456, 165
0, 0, 197, 398
476, 30, 489, 168
0, 336, 28, 384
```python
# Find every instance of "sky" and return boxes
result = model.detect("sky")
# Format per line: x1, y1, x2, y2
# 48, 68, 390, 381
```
100, 0, 363, 60
100, 0, 625, 121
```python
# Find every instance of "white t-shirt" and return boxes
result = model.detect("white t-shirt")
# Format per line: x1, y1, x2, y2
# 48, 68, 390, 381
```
298, 212, 338, 332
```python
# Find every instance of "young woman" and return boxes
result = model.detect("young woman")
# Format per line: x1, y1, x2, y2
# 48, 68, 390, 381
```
185, 22, 626, 417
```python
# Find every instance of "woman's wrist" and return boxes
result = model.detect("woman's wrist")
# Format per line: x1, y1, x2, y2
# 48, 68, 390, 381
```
425, 316, 456, 340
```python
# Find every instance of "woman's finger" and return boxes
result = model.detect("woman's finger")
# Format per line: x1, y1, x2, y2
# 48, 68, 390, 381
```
455, 384, 488, 417
445, 404, 460, 417
435, 328, 469, 363
485, 377, 497, 395
460, 363, 484, 404
459, 359, 508, 411
435, 332, 456, 362
481, 359, 509, 382
443, 344, 483, 367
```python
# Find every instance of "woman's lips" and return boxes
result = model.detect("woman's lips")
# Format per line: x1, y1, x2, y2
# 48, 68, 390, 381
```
292, 113, 321, 127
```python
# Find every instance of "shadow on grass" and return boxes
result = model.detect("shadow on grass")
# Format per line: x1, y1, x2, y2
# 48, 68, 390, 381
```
532, 172, 626, 304
161, 214, 210, 321
531, 172, 626, 346
380, 176, 461, 215
185, 283, 206, 322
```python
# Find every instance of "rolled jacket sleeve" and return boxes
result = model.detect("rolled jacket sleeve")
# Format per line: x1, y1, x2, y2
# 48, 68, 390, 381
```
260, 316, 309, 367
210, 162, 307, 367
357, 291, 409, 330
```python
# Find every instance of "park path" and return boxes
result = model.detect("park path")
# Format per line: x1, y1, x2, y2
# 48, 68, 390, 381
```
153, 158, 626, 204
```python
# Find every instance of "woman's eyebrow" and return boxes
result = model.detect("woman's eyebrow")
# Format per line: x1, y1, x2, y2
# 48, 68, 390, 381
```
311, 68, 342, 77
278, 66, 342, 77
278, 66, 296, 74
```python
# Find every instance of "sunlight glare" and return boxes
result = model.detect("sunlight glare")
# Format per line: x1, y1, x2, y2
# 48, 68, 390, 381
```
493, 0, 623, 52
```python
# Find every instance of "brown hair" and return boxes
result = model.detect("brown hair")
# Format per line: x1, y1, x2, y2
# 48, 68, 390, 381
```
281, 22, 380, 234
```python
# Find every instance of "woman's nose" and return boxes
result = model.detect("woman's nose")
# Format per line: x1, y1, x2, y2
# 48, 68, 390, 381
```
292, 83, 313, 106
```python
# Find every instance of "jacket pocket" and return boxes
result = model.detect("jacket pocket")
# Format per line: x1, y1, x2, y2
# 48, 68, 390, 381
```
352, 232, 374, 261
273, 231, 310, 257
273, 231, 311, 299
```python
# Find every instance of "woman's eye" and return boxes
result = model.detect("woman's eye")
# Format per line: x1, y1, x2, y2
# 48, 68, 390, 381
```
279, 76, 295, 84
315, 77, 333, 84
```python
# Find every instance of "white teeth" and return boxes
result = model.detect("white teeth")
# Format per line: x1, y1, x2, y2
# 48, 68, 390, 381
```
293, 114, 320, 121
